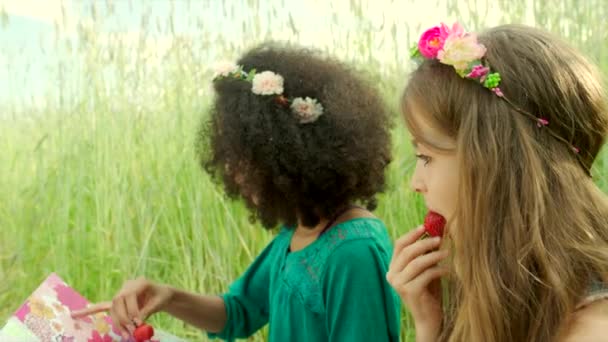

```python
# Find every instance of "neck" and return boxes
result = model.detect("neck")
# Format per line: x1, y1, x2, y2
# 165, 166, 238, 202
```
296, 217, 330, 234
295, 203, 354, 233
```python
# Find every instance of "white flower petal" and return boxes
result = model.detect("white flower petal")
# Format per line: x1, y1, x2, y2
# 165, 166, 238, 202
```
212, 60, 239, 78
251, 71, 284, 95
291, 97, 324, 124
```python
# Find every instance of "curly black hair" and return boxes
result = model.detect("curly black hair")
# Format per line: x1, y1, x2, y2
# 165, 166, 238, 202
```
197, 42, 392, 229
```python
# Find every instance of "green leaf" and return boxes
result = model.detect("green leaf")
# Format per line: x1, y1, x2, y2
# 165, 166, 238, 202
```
245, 68, 257, 81
410, 44, 421, 58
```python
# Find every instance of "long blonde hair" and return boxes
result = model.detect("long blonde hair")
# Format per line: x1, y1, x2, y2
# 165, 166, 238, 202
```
402, 24, 608, 341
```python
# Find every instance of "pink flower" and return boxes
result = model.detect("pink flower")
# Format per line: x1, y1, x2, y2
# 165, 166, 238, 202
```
15, 302, 31, 321
417, 26, 447, 58
440, 22, 465, 39
492, 87, 504, 97
212, 61, 239, 78
290, 97, 324, 124
438, 33, 487, 71
55, 282, 89, 311
251, 71, 284, 95
467, 64, 490, 79
537, 118, 549, 127
88, 330, 113, 342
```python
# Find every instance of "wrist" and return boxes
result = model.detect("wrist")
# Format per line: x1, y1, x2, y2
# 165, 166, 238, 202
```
414, 321, 441, 342
415, 331, 439, 342
159, 284, 177, 312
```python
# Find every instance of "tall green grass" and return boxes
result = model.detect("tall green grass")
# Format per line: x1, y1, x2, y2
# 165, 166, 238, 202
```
1, 1, 606, 340
0, 84, 421, 340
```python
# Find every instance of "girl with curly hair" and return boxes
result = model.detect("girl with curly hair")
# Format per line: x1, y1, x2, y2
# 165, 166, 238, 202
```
74, 43, 401, 342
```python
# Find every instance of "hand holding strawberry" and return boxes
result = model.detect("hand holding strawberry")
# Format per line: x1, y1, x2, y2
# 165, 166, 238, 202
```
386, 212, 449, 341
71, 278, 172, 340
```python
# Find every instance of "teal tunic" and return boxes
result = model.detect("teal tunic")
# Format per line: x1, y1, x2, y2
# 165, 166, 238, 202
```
208, 218, 401, 341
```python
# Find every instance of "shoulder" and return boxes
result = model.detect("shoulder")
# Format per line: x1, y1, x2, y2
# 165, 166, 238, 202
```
559, 299, 608, 342
255, 227, 291, 257
327, 216, 392, 252
321, 217, 393, 270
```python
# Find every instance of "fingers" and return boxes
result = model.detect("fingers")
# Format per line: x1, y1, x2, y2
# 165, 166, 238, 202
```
71, 299, 132, 340
390, 249, 448, 286
71, 302, 112, 318
392, 225, 426, 259
389, 236, 443, 274
125, 294, 141, 331
111, 296, 131, 338
71, 278, 155, 339
386, 233, 449, 300
404, 265, 450, 295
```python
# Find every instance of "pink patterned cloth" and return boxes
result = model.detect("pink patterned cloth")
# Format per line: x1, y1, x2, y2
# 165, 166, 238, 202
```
7, 273, 160, 342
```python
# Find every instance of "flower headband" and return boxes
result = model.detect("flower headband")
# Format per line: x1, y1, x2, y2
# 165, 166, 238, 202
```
212, 61, 323, 124
411, 22, 503, 96
411, 22, 588, 174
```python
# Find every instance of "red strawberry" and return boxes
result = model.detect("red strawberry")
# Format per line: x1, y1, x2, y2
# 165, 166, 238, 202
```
133, 323, 154, 342
423, 211, 446, 238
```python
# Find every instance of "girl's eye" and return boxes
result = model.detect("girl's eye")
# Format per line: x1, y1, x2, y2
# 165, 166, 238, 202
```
415, 153, 431, 166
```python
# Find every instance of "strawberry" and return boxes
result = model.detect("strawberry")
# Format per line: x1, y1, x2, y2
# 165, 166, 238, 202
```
423, 211, 446, 238
133, 323, 154, 342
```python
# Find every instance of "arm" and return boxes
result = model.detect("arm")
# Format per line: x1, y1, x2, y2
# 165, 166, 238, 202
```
322, 239, 401, 341
71, 280, 228, 338
205, 239, 274, 340
163, 289, 227, 333
74, 240, 274, 340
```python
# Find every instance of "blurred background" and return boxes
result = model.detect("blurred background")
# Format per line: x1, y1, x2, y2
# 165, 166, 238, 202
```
1, 0, 606, 340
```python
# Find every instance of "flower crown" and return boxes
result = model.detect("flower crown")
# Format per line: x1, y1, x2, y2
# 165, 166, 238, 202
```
411, 22, 588, 173
411, 22, 503, 96
212, 61, 323, 124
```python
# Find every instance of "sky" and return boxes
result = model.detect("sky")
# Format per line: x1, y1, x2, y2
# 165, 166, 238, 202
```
0, 0, 531, 108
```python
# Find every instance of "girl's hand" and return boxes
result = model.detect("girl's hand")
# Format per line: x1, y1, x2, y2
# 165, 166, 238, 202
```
386, 225, 449, 342
71, 277, 173, 339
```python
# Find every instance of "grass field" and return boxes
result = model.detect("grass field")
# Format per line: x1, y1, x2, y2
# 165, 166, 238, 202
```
0, 86, 426, 340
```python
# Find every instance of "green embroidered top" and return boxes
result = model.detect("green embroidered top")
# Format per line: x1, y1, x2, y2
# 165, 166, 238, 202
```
208, 217, 401, 341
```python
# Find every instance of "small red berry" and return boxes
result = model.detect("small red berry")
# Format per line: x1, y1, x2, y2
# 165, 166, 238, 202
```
423, 211, 446, 238
133, 323, 154, 342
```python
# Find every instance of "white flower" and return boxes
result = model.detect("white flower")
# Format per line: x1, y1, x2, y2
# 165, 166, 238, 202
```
251, 71, 284, 95
437, 33, 487, 71
212, 60, 239, 78
290, 97, 324, 124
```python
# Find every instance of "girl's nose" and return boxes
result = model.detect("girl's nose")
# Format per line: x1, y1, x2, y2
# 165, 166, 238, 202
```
410, 168, 426, 194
